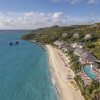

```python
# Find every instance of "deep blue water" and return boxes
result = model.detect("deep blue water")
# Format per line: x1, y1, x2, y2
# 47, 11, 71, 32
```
0, 30, 57, 100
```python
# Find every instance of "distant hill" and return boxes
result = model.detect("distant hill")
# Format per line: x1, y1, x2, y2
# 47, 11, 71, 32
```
21, 22, 100, 59
21, 22, 100, 44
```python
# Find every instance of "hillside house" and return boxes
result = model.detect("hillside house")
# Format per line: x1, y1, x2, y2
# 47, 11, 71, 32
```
73, 33, 79, 38
84, 34, 93, 40
62, 33, 68, 38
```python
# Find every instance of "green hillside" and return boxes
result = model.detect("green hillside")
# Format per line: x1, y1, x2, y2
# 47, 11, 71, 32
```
21, 23, 100, 59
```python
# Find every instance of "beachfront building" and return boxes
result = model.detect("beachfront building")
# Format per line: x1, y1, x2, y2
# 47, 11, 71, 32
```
80, 53, 97, 66
54, 40, 63, 48
71, 42, 84, 48
74, 48, 84, 57
74, 47, 100, 84
61, 44, 74, 53
74, 47, 98, 67
71, 43, 77, 48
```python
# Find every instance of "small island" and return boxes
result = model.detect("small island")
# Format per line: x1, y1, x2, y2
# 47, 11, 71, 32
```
21, 23, 100, 100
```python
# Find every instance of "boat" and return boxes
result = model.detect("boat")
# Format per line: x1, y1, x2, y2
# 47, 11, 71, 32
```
9, 42, 13, 46
15, 41, 19, 45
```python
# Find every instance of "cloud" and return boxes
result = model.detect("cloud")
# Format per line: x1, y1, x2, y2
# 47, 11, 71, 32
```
51, 0, 60, 2
51, 0, 81, 4
87, 0, 98, 4
0, 12, 100, 29
51, 0, 98, 4
67, 0, 81, 4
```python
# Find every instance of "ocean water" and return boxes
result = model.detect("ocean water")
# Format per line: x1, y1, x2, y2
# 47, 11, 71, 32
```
0, 30, 58, 100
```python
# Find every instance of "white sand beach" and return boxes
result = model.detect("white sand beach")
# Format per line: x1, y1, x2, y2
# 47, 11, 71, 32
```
46, 45, 84, 100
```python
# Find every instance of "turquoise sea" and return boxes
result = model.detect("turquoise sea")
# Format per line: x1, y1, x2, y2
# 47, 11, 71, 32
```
0, 30, 58, 100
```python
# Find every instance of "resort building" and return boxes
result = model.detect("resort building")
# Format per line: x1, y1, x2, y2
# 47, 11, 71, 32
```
74, 47, 97, 66
61, 44, 74, 53
80, 53, 97, 65
79, 72, 91, 86
71, 42, 84, 48
73, 33, 79, 38
74, 48, 84, 56
54, 40, 63, 48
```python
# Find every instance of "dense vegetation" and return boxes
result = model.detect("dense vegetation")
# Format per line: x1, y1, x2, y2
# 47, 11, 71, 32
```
69, 53, 81, 73
75, 76, 100, 100
22, 26, 62, 44
84, 41, 100, 59
22, 23, 100, 42
22, 23, 100, 59
21, 23, 100, 100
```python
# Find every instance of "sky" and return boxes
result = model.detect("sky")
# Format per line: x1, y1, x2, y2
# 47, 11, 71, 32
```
0, 0, 100, 29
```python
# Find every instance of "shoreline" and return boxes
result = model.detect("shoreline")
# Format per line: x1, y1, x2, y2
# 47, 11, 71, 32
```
46, 47, 61, 100
46, 45, 84, 100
